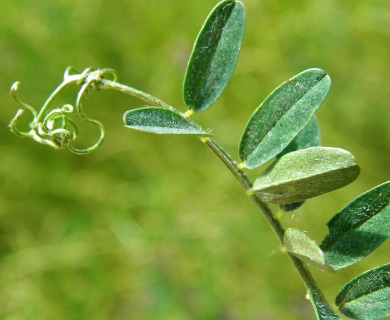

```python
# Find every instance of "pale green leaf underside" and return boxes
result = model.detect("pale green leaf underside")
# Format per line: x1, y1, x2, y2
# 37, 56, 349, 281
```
239, 68, 331, 169
284, 228, 334, 272
123, 107, 212, 136
336, 263, 390, 320
310, 291, 340, 320
278, 116, 321, 211
183, 0, 245, 112
320, 181, 390, 270
252, 147, 360, 204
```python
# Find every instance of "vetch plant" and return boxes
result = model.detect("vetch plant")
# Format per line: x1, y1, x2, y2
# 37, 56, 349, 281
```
7, 1, 389, 319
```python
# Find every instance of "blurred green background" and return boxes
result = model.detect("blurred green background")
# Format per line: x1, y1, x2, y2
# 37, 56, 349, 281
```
0, 0, 389, 319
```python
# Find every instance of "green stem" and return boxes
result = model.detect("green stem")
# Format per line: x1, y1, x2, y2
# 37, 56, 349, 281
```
98, 79, 173, 110
202, 137, 251, 190
203, 137, 285, 241
202, 136, 331, 309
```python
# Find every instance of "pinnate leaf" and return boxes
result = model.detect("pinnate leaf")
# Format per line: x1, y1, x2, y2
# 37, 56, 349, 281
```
283, 228, 334, 272
123, 107, 211, 135
239, 68, 331, 169
336, 263, 390, 320
320, 181, 390, 270
183, 0, 245, 112
252, 147, 360, 204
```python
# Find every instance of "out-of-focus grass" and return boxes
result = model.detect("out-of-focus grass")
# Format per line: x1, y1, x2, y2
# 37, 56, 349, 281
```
0, 0, 389, 319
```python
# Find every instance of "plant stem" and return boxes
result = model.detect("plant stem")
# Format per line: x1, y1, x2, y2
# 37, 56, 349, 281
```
98, 79, 174, 110
202, 136, 331, 309
202, 137, 251, 190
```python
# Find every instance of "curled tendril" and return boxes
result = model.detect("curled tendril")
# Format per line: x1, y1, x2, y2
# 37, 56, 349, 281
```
8, 67, 118, 154
37, 104, 78, 148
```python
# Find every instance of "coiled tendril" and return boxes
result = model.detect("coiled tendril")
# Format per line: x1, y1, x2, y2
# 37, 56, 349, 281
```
9, 67, 118, 154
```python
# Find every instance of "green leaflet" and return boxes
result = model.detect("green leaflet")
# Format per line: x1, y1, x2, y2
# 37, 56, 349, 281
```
239, 69, 331, 169
183, 0, 245, 112
320, 181, 390, 270
278, 116, 321, 211
252, 147, 360, 204
310, 291, 340, 320
283, 228, 334, 272
277, 116, 321, 158
336, 263, 390, 320
123, 107, 212, 136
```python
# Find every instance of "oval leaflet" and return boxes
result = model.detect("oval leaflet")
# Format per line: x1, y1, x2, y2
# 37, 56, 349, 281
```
123, 107, 212, 136
239, 68, 331, 169
283, 228, 334, 273
183, 0, 245, 112
252, 147, 360, 204
336, 263, 390, 320
320, 181, 390, 270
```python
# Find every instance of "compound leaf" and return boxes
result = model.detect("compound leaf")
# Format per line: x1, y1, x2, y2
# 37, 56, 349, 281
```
183, 0, 245, 112
320, 181, 390, 270
239, 68, 331, 169
123, 107, 212, 136
283, 228, 334, 272
252, 147, 360, 204
336, 263, 390, 320
310, 291, 341, 320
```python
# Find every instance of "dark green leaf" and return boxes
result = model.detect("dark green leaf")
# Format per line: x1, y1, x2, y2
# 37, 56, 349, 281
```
336, 263, 390, 320
123, 107, 212, 135
252, 147, 360, 204
283, 228, 334, 272
183, 0, 245, 112
239, 69, 331, 169
320, 181, 390, 270
310, 291, 341, 320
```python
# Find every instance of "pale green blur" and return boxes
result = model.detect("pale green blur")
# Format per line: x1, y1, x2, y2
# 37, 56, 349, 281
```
0, 1, 389, 319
